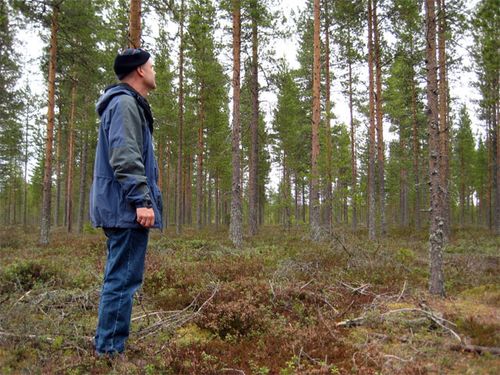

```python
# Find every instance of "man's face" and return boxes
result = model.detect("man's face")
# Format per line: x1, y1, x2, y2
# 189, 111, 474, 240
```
141, 58, 156, 91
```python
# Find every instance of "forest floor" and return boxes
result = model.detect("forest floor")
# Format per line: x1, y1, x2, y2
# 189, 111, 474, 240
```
0, 225, 498, 374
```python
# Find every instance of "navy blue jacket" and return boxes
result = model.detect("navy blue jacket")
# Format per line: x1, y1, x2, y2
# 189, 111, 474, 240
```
90, 83, 163, 229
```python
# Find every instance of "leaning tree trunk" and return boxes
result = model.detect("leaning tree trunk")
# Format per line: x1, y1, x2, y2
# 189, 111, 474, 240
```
128, 0, 141, 48
248, 6, 259, 237
229, 0, 243, 248
426, 0, 445, 297
367, 0, 376, 240
39, 5, 59, 245
310, 0, 321, 242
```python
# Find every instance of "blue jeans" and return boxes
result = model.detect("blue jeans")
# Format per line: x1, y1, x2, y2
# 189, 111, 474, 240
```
95, 227, 149, 354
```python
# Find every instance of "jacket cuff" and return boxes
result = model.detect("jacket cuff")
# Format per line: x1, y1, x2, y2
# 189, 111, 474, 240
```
135, 198, 153, 209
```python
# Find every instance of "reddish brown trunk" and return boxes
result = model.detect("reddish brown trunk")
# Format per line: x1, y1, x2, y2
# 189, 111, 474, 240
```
128, 0, 141, 48
324, 0, 333, 234
39, 5, 58, 245
367, 0, 376, 240
310, 0, 321, 241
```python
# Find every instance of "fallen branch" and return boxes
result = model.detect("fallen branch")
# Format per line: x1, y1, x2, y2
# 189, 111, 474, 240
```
135, 283, 219, 341
450, 344, 500, 356
336, 307, 463, 344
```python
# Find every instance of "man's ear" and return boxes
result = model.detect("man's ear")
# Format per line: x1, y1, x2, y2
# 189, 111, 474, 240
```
136, 65, 145, 77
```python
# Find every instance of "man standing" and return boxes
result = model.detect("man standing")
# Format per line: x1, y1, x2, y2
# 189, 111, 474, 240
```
90, 48, 162, 356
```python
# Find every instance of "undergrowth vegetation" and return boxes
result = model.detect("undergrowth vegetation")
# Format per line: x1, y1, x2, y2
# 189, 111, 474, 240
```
0, 226, 498, 374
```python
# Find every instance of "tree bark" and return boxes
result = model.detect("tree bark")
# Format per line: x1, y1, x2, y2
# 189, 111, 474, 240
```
77, 129, 88, 234
410, 63, 421, 230
310, 0, 321, 241
426, 0, 445, 297
197, 86, 205, 230
66, 80, 77, 233
367, 0, 376, 240
39, 5, 58, 245
23, 102, 29, 229
324, 0, 333, 234
54, 94, 63, 227
437, 0, 450, 239
128, 0, 141, 48
229, 0, 243, 247
176, 0, 185, 234
348, 46, 357, 231
248, 5, 259, 237
373, 0, 386, 236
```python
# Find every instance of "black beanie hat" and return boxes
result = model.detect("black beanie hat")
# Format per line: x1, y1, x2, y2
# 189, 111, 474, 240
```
113, 48, 151, 80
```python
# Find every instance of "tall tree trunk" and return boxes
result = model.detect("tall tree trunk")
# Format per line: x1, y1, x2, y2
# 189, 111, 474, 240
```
207, 173, 212, 225
324, 0, 333, 234
248, 6, 259, 236
496, 97, 500, 235
23, 101, 29, 229
310, 0, 321, 241
411, 63, 421, 230
348, 51, 357, 231
197, 87, 205, 230
283, 153, 291, 230
128, 0, 141, 48
487, 125, 492, 229
373, 0, 386, 236
229, 0, 243, 247
460, 152, 465, 227
66, 80, 77, 233
54, 94, 63, 227
426, 0, 445, 297
215, 172, 220, 230
39, 5, 58, 245
176, 0, 185, 234
165, 143, 170, 227
77, 129, 89, 234
367, 0, 376, 240
437, 0, 450, 239
187, 154, 192, 225
399, 127, 408, 227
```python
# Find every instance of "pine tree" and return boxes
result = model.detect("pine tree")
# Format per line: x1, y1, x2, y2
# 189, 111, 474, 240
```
229, 0, 243, 247
310, 0, 321, 241
426, 0, 445, 297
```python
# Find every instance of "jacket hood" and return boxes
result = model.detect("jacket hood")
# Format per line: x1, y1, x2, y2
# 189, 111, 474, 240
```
96, 83, 154, 131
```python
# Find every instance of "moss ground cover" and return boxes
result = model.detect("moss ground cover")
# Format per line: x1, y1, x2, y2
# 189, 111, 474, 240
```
0, 226, 498, 374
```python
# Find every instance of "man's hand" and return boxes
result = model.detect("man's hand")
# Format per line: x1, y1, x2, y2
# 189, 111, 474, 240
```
136, 207, 155, 228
